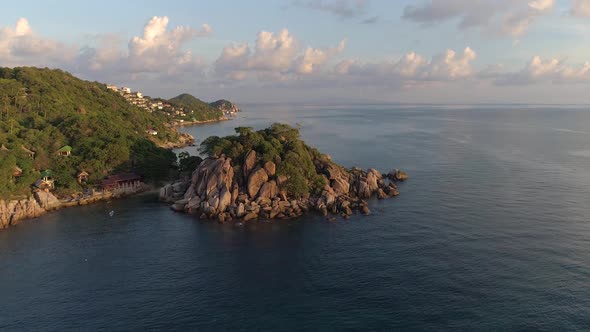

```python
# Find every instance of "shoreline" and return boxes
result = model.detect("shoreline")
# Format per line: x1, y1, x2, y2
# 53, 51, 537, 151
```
0, 183, 154, 230
159, 116, 234, 149
173, 117, 232, 127
1, 114, 240, 230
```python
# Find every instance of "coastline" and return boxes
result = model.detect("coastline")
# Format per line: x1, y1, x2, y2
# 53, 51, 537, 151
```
0, 182, 153, 230
159, 116, 234, 149
173, 117, 232, 127
0, 114, 238, 230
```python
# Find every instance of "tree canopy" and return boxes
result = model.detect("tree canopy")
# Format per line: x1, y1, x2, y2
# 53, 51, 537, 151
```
0, 67, 177, 197
199, 123, 330, 197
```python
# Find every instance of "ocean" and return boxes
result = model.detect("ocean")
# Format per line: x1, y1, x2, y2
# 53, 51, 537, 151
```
1, 105, 590, 330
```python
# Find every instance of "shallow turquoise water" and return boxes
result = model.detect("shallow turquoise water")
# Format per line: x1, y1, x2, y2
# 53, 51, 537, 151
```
1, 105, 590, 330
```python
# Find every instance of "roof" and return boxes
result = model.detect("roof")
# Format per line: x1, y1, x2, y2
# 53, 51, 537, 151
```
40, 170, 53, 178
14, 166, 22, 172
1, 144, 9, 151
34, 179, 53, 188
21, 145, 35, 155
78, 171, 89, 176
101, 173, 142, 187
57, 145, 72, 153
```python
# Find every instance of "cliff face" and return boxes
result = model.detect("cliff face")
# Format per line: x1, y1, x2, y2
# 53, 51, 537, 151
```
160, 149, 408, 223
0, 195, 48, 229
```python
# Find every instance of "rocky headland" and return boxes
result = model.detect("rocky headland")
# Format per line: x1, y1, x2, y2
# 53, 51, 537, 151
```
160, 124, 407, 222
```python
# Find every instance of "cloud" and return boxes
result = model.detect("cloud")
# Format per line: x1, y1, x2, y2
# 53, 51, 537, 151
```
484, 56, 590, 85
334, 47, 477, 82
0, 18, 75, 66
292, 0, 369, 18
126, 16, 211, 74
215, 29, 346, 80
402, 0, 554, 37
570, 0, 590, 17
0, 16, 212, 85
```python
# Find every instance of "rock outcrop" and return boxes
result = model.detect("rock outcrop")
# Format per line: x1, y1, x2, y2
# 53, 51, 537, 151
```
160, 149, 408, 223
0, 193, 58, 229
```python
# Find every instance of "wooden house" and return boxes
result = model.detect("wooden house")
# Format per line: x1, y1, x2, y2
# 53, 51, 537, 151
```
56, 145, 72, 157
100, 173, 142, 190
21, 146, 35, 159
34, 170, 55, 191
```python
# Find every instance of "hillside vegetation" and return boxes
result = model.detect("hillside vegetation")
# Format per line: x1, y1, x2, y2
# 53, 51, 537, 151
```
0, 67, 177, 197
199, 124, 331, 197
166, 93, 224, 121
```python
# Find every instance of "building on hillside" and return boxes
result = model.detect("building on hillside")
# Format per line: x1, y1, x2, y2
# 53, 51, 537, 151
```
13, 166, 23, 178
100, 173, 142, 191
56, 145, 72, 157
121, 87, 131, 94
146, 129, 158, 136
107, 85, 118, 91
34, 170, 55, 191
21, 146, 35, 159
1, 144, 9, 151
135, 92, 143, 98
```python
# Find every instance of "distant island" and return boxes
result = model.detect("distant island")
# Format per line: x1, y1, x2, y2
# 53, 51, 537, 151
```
160, 124, 407, 222
0, 67, 240, 229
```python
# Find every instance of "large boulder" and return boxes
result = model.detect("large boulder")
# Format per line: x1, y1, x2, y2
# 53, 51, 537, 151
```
243, 150, 257, 178
357, 179, 372, 198
247, 167, 269, 198
236, 202, 245, 217
388, 169, 409, 181
186, 196, 201, 210
159, 184, 174, 202
218, 187, 232, 213
258, 180, 278, 199
366, 168, 382, 192
264, 161, 276, 176
331, 177, 350, 195
34, 191, 61, 210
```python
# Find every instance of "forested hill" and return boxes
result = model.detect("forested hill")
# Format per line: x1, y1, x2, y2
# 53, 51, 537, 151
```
166, 93, 224, 121
0, 67, 177, 197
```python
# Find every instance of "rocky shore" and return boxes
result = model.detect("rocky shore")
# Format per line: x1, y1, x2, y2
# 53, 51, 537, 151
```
0, 183, 147, 230
157, 132, 195, 149
160, 149, 408, 223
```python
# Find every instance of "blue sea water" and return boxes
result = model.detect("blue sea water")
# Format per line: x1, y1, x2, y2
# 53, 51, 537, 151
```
1, 105, 590, 330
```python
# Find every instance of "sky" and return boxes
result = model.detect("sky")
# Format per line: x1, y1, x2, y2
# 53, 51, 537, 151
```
2, 0, 590, 104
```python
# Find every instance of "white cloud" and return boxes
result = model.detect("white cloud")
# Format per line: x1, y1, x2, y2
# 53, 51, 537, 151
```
570, 0, 590, 17
0, 16, 212, 85
126, 16, 211, 74
0, 18, 74, 66
486, 56, 590, 85
215, 29, 346, 80
294, 39, 346, 74
334, 47, 477, 82
402, 0, 555, 37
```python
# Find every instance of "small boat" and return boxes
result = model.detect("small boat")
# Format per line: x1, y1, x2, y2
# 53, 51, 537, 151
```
109, 210, 115, 217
